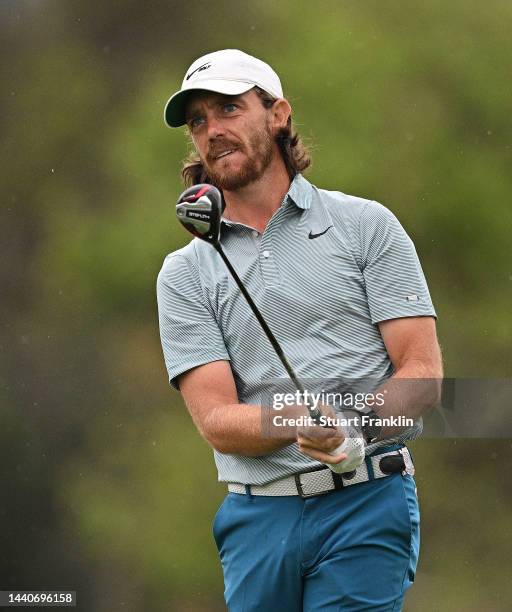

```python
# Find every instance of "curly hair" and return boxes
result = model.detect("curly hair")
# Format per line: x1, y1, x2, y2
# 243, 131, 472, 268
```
181, 86, 312, 187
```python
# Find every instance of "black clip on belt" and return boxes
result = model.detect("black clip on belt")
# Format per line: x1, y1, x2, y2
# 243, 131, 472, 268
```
379, 454, 406, 474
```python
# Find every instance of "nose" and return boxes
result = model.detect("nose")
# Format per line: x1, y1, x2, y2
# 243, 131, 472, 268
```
205, 113, 225, 139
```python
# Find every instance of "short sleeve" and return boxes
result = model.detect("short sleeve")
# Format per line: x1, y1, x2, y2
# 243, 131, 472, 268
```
359, 201, 437, 324
156, 253, 230, 390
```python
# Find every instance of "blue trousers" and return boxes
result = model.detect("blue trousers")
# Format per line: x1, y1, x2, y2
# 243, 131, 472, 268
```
213, 449, 420, 611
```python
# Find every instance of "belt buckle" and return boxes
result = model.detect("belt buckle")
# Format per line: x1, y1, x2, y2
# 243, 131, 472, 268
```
294, 468, 332, 498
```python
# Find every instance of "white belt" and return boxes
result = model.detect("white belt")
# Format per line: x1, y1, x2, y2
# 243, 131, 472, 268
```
227, 448, 415, 498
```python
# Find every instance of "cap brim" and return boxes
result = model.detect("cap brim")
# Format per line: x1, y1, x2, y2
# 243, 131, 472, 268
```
164, 80, 255, 128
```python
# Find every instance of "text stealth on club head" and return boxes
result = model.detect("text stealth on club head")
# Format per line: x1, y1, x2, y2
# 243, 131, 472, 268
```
176, 184, 225, 245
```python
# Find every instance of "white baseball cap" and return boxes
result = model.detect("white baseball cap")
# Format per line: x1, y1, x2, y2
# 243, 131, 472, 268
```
164, 49, 283, 128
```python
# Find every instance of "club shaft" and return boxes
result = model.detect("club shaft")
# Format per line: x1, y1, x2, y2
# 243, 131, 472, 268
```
215, 243, 322, 423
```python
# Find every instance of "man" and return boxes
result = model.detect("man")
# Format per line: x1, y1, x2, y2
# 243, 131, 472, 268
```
157, 49, 443, 611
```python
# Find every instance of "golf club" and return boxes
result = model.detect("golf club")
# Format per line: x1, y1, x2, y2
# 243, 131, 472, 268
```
176, 183, 323, 423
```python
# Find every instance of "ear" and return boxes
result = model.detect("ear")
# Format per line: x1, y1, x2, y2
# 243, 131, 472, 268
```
271, 98, 292, 133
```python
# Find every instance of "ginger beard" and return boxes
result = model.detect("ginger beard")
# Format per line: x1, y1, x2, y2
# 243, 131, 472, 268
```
201, 117, 275, 191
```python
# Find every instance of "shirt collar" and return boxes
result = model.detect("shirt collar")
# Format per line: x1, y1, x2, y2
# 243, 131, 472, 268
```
221, 173, 314, 230
285, 173, 314, 210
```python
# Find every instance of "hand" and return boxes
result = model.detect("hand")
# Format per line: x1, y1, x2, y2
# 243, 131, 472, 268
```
327, 437, 366, 474
297, 405, 366, 474
296, 404, 348, 465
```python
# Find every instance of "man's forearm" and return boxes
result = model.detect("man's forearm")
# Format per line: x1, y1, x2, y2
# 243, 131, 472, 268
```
201, 402, 302, 456
370, 360, 443, 440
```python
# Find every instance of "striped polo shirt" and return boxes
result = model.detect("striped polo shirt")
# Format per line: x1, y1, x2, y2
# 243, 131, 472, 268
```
157, 173, 437, 485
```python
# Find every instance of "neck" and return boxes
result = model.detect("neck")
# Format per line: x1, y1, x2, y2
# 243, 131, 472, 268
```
222, 156, 293, 234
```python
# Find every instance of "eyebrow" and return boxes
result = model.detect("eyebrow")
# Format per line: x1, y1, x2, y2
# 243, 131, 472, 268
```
185, 94, 246, 121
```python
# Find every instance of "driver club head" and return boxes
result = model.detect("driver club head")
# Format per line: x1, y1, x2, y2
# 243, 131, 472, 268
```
176, 184, 225, 245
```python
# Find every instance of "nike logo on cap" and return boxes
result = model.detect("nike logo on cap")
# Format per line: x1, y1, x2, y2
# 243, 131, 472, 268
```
308, 226, 333, 239
186, 62, 212, 80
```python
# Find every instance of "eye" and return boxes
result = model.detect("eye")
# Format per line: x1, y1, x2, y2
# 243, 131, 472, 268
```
188, 115, 205, 130
222, 103, 238, 113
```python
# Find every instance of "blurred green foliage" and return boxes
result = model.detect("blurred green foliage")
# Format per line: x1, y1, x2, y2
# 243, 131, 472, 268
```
1, 1, 510, 610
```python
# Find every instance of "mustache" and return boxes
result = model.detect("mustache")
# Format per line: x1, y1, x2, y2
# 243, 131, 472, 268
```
207, 139, 242, 161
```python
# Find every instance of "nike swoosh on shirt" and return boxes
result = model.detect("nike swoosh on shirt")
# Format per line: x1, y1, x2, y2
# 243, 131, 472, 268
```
308, 226, 333, 239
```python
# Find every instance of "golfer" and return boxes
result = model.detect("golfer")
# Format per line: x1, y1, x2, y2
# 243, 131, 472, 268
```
157, 49, 443, 611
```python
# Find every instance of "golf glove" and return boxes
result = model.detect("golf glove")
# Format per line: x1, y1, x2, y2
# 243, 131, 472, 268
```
327, 428, 366, 474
